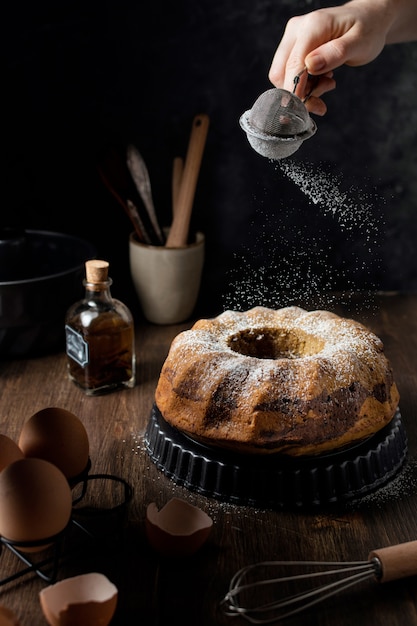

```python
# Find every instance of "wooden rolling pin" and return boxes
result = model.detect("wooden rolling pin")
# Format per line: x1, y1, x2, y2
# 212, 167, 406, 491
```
166, 114, 209, 247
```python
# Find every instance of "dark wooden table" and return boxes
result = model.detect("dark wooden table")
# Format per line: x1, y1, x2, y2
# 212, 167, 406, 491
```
0, 292, 416, 626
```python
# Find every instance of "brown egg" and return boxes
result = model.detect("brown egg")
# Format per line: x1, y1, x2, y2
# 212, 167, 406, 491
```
39, 572, 118, 626
0, 435, 24, 472
0, 458, 72, 552
0, 605, 21, 625
145, 497, 213, 557
19, 407, 89, 480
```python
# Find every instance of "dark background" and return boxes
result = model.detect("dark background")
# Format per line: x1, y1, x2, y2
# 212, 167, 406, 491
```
3, 0, 417, 317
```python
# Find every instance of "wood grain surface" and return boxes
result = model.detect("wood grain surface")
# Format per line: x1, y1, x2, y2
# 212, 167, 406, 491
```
0, 293, 416, 625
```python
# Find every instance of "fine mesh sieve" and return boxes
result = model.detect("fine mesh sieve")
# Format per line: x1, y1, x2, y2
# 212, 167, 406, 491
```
239, 70, 317, 159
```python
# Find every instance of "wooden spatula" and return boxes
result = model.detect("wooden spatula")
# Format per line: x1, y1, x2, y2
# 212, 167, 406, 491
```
166, 114, 209, 247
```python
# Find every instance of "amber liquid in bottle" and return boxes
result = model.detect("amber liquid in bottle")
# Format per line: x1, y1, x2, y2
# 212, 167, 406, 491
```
65, 260, 136, 395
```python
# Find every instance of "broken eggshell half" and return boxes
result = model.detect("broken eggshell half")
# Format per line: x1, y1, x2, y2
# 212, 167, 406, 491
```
39, 572, 118, 626
145, 497, 213, 557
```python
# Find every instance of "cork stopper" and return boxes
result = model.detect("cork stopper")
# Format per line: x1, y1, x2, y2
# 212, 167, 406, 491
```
85, 260, 109, 284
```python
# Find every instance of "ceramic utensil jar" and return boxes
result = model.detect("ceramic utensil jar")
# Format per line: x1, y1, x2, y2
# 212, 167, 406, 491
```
129, 230, 204, 325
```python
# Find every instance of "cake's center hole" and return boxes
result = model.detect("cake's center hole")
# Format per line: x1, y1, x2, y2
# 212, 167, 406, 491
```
227, 328, 325, 359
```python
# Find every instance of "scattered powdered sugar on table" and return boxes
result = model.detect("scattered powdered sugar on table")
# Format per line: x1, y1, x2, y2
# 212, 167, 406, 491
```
223, 159, 384, 311
349, 457, 417, 510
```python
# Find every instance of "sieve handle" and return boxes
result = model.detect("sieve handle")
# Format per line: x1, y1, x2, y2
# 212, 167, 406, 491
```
166, 114, 209, 247
369, 540, 417, 583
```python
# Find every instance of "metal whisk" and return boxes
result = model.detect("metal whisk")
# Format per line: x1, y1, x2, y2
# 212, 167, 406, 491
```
221, 540, 417, 624
239, 69, 317, 160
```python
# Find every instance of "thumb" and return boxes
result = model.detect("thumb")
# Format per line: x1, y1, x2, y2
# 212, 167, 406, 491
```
305, 32, 386, 73
305, 38, 352, 74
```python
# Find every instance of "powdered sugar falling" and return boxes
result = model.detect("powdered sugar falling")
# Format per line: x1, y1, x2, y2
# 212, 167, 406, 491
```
278, 160, 380, 233
222, 159, 384, 311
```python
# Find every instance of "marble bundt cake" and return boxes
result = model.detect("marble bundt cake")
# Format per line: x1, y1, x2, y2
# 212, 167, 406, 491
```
155, 307, 400, 456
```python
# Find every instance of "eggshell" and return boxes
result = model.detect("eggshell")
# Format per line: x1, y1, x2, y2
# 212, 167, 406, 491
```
145, 497, 213, 557
39, 572, 118, 626
0, 435, 24, 472
0, 458, 72, 551
19, 407, 89, 480
0, 605, 21, 626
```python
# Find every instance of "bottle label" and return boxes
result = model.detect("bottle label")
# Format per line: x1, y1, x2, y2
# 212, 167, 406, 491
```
65, 325, 89, 367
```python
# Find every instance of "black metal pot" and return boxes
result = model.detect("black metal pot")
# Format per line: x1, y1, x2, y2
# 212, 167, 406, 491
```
0, 229, 96, 358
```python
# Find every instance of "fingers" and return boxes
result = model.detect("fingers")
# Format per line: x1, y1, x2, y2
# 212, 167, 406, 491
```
304, 96, 328, 116
268, 6, 364, 114
269, 53, 336, 116
268, 3, 389, 108
268, 16, 310, 92
302, 73, 336, 116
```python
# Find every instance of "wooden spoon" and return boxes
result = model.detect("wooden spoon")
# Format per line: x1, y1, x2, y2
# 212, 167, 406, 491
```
171, 156, 184, 219
166, 114, 209, 247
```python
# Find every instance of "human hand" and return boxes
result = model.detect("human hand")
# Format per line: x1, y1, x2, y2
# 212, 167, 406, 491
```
269, 1, 390, 115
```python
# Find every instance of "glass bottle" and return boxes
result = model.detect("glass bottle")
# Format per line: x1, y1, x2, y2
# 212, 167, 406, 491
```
65, 259, 136, 395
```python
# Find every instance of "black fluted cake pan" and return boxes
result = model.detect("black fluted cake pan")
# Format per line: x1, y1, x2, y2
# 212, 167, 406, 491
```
144, 405, 407, 510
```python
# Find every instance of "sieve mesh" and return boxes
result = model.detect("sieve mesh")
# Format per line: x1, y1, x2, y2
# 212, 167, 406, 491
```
248, 88, 311, 137
239, 70, 318, 159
